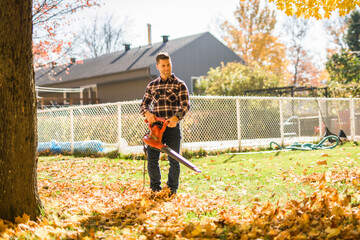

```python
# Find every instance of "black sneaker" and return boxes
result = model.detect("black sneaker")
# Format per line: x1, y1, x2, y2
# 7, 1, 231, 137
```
170, 189, 177, 196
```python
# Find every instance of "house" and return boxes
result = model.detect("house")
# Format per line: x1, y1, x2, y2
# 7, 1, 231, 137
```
35, 32, 243, 106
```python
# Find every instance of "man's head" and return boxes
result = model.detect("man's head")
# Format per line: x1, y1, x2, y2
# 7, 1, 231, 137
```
156, 52, 172, 80
156, 52, 170, 64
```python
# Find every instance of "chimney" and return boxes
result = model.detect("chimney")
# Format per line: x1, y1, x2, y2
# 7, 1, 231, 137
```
161, 35, 169, 43
147, 24, 152, 45
50, 61, 57, 69
123, 44, 131, 51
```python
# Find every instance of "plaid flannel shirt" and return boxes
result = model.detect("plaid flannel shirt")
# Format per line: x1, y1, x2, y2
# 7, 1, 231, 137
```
140, 74, 190, 120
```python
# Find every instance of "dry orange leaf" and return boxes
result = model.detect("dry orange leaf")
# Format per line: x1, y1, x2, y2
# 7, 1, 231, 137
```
203, 174, 211, 180
191, 224, 203, 237
317, 160, 327, 165
325, 227, 341, 238
15, 213, 30, 224
320, 152, 329, 157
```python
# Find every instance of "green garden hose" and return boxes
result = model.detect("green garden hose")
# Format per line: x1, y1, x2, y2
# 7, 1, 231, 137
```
270, 135, 339, 151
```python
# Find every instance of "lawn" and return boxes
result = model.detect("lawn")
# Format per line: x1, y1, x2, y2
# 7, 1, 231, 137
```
1, 142, 360, 239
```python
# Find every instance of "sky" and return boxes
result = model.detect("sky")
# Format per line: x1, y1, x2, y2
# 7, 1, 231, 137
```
71, 0, 331, 66
74, 0, 240, 47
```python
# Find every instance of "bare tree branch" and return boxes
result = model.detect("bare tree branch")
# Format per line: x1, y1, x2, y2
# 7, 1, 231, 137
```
69, 14, 129, 59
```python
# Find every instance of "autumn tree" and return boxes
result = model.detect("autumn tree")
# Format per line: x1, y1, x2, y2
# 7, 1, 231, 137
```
32, 0, 98, 67
194, 62, 284, 96
222, 0, 289, 78
269, 0, 360, 19
0, 0, 42, 221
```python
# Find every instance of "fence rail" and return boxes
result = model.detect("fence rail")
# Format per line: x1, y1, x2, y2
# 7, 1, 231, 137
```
37, 96, 360, 154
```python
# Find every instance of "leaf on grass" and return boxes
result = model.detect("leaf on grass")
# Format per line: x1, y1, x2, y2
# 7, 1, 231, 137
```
331, 205, 344, 217
317, 160, 327, 165
325, 227, 341, 238
301, 213, 310, 224
203, 174, 211, 180
141, 198, 150, 208
15, 213, 30, 224
34, 227, 52, 239
136, 213, 148, 222
0, 219, 9, 232
191, 224, 203, 237
268, 229, 280, 236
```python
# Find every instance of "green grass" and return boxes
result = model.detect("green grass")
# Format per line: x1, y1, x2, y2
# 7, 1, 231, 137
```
3, 141, 358, 239
174, 142, 360, 205
38, 142, 360, 208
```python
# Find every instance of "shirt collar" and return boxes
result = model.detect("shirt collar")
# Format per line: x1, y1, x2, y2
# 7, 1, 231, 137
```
160, 74, 175, 83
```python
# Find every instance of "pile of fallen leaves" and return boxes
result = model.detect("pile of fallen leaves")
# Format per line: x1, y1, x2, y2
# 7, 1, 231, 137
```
1, 157, 360, 239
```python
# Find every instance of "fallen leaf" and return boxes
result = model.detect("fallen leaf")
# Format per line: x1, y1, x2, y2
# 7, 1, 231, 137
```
325, 227, 341, 238
203, 174, 211, 180
15, 213, 30, 224
191, 224, 203, 237
317, 160, 327, 165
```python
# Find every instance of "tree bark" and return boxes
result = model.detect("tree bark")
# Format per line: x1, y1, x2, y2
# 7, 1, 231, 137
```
0, 0, 43, 221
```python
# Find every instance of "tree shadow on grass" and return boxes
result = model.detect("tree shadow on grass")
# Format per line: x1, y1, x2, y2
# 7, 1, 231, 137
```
223, 155, 235, 163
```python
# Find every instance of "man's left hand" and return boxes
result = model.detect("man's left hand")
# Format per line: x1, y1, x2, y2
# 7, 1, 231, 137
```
166, 116, 179, 128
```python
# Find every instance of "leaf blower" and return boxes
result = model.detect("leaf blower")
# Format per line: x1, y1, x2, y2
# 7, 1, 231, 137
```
143, 117, 201, 173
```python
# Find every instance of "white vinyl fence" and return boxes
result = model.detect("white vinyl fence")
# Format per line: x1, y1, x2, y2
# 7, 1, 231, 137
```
37, 96, 360, 154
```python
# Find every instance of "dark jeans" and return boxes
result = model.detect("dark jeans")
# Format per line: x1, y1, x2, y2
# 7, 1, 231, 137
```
147, 124, 181, 192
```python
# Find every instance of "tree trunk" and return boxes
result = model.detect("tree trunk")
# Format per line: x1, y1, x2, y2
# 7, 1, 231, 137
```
0, 0, 42, 221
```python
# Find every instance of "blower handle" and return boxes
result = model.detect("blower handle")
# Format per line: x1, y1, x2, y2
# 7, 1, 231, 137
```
144, 116, 167, 124
145, 116, 168, 137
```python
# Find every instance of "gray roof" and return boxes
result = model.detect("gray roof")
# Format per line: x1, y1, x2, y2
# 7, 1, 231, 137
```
35, 32, 210, 86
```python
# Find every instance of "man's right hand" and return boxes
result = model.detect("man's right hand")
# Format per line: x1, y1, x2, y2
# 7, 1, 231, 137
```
144, 111, 156, 124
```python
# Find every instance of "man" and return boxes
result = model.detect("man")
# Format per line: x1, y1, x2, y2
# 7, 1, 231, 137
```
140, 52, 190, 195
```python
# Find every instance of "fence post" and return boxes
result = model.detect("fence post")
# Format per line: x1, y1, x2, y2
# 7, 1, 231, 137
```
70, 108, 74, 154
319, 100, 323, 140
117, 103, 122, 153
279, 99, 284, 146
350, 97, 355, 141
236, 98, 242, 151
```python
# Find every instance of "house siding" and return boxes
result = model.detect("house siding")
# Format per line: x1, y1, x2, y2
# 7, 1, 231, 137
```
97, 77, 153, 103
171, 33, 242, 93
37, 68, 153, 103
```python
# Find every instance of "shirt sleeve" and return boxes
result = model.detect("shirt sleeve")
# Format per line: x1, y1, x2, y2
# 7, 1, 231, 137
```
140, 83, 153, 116
174, 82, 190, 120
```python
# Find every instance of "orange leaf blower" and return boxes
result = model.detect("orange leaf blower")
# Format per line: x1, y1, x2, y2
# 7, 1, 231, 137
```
143, 117, 201, 173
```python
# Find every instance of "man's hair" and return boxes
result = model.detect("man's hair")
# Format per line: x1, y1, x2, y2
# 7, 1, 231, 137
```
156, 52, 170, 64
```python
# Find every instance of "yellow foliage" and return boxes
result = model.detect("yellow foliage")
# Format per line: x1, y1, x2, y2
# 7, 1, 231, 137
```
222, 0, 290, 78
269, 0, 360, 19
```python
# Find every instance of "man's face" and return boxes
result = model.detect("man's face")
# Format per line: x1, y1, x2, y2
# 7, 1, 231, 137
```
156, 59, 172, 79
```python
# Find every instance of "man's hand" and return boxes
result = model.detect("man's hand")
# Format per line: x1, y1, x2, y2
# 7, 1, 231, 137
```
144, 111, 156, 124
166, 116, 179, 128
